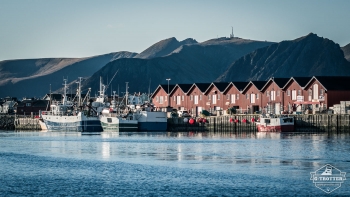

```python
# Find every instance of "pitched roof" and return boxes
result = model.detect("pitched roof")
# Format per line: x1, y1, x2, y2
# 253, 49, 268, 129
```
177, 84, 193, 93
251, 81, 267, 90
212, 82, 230, 92
292, 77, 311, 88
273, 78, 290, 88
160, 84, 176, 94
232, 82, 250, 91
310, 76, 350, 91
194, 83, 211, 93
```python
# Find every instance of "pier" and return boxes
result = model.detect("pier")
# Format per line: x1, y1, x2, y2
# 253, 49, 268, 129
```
168, 114, 350, 133
2, 114, 350, 132
0, 114, 41, 130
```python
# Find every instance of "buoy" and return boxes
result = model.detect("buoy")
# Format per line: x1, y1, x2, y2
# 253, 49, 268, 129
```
197, 118, 203, 123
242, 118, 247, 123
203, 119, 207, 123
229, 117, 233, 123
251, 118, 255, 122
234, 119, 239, 123
189, 118, 195, 124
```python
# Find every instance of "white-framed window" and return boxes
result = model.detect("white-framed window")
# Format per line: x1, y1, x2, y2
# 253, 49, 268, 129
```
237, 94, 239, 100
227, 94, 230, 100
251, 94, 255, 103
231, 94, 235, 104
200, 95, 202, 100
194, 95, 198, 104
159, 96, 163, 104
320, 89, 324, 96
212, 95, 217, 104
208, 95, 211, 100
190, 95, 193, 101
165, 96, 167, 101
156, 96, 159, 102
277, 91, 280, 96
308, 89, 312, 96
177, 96, 181, 105
267, 91, 270, 96
246, 94, 249, 99
271, 91, 275, 101
218, 94, 220, 100
173, 96, 176, 101
181, 95, 184, 101
287, 90, 290, 96
256, 94, 259, 99
292, 90, 297, 100
297, 90, 301, 96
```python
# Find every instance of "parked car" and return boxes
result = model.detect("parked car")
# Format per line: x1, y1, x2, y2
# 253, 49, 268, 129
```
178, 110, 191, 117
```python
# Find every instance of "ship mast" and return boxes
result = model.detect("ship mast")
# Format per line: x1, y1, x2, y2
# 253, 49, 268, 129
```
63, 78, 68, 105
125, 82, 129, 106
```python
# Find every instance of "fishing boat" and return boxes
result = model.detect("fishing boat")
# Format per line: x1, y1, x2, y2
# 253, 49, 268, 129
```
99, 81, 138, 131
135, 103, 167, 131
99, 97, 138, 131
41, 78, 103, 132
256, 114, 294, 132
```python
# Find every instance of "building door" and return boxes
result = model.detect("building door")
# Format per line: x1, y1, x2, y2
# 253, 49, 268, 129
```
252, 105, 259, 113
196, 106, 202, 117
275, 103, 280, 114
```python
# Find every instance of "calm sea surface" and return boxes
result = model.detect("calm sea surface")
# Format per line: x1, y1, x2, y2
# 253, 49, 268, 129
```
0, 130, 349, 196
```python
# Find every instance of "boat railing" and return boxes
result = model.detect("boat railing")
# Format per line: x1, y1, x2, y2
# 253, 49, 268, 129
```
41, 111, 76, 116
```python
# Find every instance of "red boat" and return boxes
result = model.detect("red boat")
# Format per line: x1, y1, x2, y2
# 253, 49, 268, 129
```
256, 114, 294, 132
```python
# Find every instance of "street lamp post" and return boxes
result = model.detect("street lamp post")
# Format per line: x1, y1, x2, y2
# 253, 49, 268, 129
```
166, 78, 171, 107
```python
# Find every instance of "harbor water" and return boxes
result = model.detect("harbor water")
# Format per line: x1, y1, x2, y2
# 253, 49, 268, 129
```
0, 130, 349, 196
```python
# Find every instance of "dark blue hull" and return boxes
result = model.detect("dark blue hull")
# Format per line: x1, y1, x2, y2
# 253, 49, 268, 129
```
138, 122, 167, 131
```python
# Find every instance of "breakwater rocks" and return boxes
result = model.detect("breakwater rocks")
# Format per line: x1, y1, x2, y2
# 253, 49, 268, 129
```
0, 115, 15, 130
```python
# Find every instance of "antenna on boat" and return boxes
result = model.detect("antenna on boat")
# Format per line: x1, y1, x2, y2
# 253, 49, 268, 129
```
148, 78, 151, 102
62, 78, 68, 105
76, 77, 83, 107
125, 82, 129, 106
105, 69, 119, 92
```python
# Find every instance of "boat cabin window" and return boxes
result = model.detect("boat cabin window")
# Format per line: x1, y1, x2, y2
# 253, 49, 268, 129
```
264, 119, 270, 124
107, 118, 112, 123
282, 118, 293, 123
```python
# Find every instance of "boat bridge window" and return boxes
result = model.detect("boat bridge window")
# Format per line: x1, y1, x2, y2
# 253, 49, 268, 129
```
264, 119, 270, 124
107, 118, 112, 123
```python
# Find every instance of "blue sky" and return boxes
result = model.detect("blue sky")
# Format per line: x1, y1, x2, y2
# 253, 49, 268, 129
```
1, 0, 349, 61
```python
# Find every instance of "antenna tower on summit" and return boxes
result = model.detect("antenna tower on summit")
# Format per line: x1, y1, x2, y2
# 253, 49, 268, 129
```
230, 26, 234, 38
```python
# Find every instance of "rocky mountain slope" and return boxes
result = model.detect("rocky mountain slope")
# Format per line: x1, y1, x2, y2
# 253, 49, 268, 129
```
342, 43, 350, 62
134, 37, 198, 59
0, 52, 137, 98
80, 37, 275, 95
217, 33, 350, 82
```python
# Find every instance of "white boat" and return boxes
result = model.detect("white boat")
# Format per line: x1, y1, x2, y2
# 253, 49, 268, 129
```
99, 81, 138, 131
41, 78, 103, 132
256, 114, 294, 132
100, 102, 138, 131
135, 104, 167, 131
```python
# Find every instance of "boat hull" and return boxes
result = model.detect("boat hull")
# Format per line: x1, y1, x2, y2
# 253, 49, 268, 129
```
257, 124, 294, 132
100, 116, 138, 131
137, 111, 167, 131
42, 114, 102, 132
